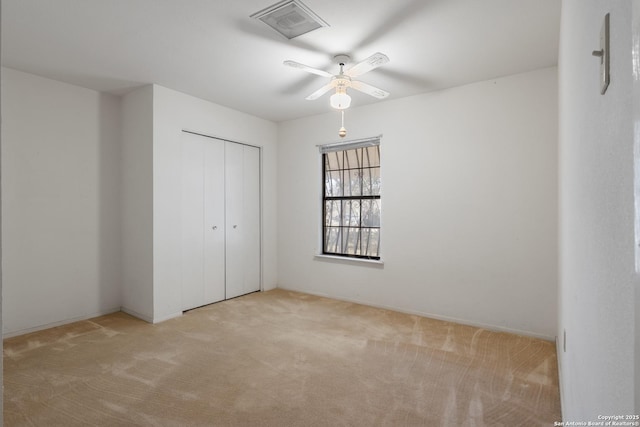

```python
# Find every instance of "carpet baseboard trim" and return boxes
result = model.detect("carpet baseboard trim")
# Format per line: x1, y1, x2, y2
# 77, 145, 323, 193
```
120, 306, 154, 323
120, 306, 183, 324
276, 286, 555, 341
2, 307, 122, 339
152, 311, 183, 324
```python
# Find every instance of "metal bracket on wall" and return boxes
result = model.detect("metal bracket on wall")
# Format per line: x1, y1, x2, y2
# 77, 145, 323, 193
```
591, 13, 610, 95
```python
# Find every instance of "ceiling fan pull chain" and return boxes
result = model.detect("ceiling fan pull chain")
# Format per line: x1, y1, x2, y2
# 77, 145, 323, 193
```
339, 110, 347, 138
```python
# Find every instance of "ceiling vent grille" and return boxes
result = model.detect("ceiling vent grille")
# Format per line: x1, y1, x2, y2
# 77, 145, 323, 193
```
250, 0, 328, 39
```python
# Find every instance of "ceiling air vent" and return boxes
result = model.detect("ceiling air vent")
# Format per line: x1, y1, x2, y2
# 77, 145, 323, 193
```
250, 0, 328, 39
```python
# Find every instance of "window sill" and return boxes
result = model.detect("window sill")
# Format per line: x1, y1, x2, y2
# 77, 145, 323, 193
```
314, 254, 384, 268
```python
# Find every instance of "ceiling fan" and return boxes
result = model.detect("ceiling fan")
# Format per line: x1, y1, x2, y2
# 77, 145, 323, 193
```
284, 52, 390, 109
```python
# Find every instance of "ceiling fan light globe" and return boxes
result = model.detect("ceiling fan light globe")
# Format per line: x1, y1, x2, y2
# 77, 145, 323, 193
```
330, 92, 351, 110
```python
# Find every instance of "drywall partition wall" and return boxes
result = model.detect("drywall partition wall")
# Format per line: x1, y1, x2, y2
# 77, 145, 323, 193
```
277, 67, 558, 339
152, 85, 278, 322
1, 67, 122, 336
120, 85, 154, 322
559, 0, 636, 419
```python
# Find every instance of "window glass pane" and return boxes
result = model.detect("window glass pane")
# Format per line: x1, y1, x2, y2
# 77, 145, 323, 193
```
360, 147, 371, 168
325, 171, 343, 197
345, 169, 362, 197
345, 149, 360, 170
343, 169, 352, 196
360, 228, 380, 257
362, 167, 380, 196
325, 200, 341, 226
365, 146, 380, 167
338, 153, 344, 171
342, 227, 361, 256
361, 199, 381, 227
361, 147, 380, 168
324, 227, 341, 253
325, 151, 345, 171
325, 153, 334, 171
341, 200, 361, 226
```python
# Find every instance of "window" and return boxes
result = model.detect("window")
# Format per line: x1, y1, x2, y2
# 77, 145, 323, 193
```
321, 138, 381, 259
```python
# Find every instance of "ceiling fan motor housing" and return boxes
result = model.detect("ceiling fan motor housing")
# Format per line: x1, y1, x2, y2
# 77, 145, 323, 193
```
333, 54, 351, 66
333, 54, 352, 91
332, 75, 351, 90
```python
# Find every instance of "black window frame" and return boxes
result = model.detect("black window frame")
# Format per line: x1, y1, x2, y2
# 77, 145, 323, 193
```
321, 140, 381, 260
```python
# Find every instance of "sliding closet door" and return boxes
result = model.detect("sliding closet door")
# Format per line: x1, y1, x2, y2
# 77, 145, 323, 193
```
181, 132, 225, 310
225, 142, 260, 299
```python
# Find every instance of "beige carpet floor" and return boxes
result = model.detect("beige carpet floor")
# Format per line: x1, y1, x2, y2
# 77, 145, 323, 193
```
4, 289, 561, 426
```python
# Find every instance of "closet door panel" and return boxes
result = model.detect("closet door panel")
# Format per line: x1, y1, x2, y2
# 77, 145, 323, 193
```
182, 134, 261, 307
203, 139, 226, 304
225, 142, 244, 299
242, 145, 261, 294
180, 133, 205, 311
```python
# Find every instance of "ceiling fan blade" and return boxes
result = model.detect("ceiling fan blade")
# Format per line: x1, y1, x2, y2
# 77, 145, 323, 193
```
351, 80, 390, 99
284, 60, 333, 78
345, 52, 389, 78
305, 82, 335, 100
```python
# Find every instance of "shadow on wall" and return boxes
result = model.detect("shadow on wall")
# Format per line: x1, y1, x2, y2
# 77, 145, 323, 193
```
98, 93, 122, 310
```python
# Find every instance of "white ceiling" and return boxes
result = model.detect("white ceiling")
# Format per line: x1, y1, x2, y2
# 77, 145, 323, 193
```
1, 0, 561, 123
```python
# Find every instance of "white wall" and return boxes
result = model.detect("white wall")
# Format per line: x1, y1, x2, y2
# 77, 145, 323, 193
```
2, 73, 278, 331
559, 0, 637, 419
152, 85, 278, 322
1, 67, 122, 336
635, 0, 640, 413
121, 85, 154, 321
277, 67, 558, 339
1, 45, 5, 423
